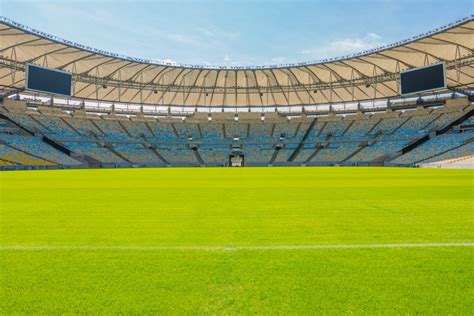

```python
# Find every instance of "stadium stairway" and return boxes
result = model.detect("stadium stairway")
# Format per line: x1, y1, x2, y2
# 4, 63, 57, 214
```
316, 121, 328, 138
51, 139, 101, 167
1, 113, 88, 167
288, 119, 317, 162
341, 120, 355, 137
118, 121, 133, 138
73, 151, 100, 167
304, 145, 323, 164
268, 146, 280, 166
28, 115, 53, 134
0, 113, 35, 136
385, 108, 474, 164
144, 122, 157, 138
91, 120, 106, 136
365, 118, 382, 135
170, 124, 180, 138
2, 141, 57, 165
1, 97, 471, 169
0, 157, 20, 166
415, 136, 473, 165
422, 113, 444, 131
221, 124, 227, 139
389, 116, 411, 135
90, 131, 100, 140
60, 117, 82, 136
0, 143, 54, 167
193, 147, 205, 166
342, 142, 368, 162
148, 144, 170, 165
105, 143, 132, 164
35, 135, 87, 167
436, 108, 473, 135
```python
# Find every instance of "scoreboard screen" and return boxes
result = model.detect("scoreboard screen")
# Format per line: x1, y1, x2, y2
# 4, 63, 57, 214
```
26, 64, 72, 96
400, 62, 446, 95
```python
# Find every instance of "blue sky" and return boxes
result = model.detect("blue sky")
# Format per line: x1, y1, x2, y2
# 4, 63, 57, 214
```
2, 0, 472, 66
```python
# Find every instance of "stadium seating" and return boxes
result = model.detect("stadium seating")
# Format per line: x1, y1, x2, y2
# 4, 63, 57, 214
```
225, 122, 248, 138
342, 118, 378, 139
0, 158, 17, 166
243, 144, 275, 165
391, 132, 473, 165
393, 113, 438, 137
348, 140, 409, 162
462, 116, 474, 126
306, 121, 327, 142
0, 144, 55, 166
293, 122, 312, 141
95, 119, 130, 140
273, 122, 299, 139
63, 117, 103, 136
199, 123, 224, 141
319, 120, 351, 139
311, 142, 359, 163
425, 111, 463, 130
157, 145, 198, 165
0, 100, 472, 169
147, 122, 179, 141
369, 117, 407, 136
5, 113, 50, 134
294, 147, 316, 163
64, 141, 125, 164
174, 123, 200, 139
273, 148, 293, 163
0, 119, 24, 137
199, 148, 229, 165
121, 121, 154, 138
112, 143, 164, 164
422, 141, 473, 163
33, 115, 78, 137
5, 136, 81, 165
248, 123, 273, 142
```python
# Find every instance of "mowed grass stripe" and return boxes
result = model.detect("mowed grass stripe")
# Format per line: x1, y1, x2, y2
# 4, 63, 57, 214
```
1, 242, 474, 250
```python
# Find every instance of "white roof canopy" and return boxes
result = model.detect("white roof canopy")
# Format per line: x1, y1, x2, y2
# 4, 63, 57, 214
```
1, 15, 473, 108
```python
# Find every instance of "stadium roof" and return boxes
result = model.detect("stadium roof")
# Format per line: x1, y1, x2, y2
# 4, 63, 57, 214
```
0, 15, 473, 108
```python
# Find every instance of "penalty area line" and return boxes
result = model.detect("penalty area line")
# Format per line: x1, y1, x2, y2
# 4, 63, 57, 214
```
0, 242, 473, 251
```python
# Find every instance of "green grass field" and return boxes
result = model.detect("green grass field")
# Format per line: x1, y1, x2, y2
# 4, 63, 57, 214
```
0, 167, 473, 314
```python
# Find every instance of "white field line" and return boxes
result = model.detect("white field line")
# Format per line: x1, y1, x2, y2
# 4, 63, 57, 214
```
0, 242, 473, 251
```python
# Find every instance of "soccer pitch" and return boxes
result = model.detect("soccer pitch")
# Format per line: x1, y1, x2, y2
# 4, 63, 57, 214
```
1, 167, 473, 314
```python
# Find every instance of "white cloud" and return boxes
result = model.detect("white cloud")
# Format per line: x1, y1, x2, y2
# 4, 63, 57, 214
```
197, 27, 216, 38
165, 33, 200, 46
221, 55, 246, 66
197, 27, 240, 41
367, 33, 381, 40
270, 57, 286, 64
301, 33, 384, 59
151, 58, 177, 65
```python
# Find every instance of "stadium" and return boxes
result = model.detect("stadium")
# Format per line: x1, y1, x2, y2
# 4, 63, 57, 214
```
0, 4, 473, 314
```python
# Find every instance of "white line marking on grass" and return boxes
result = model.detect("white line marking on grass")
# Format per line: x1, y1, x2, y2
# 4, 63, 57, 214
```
0, 242, 473, 251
